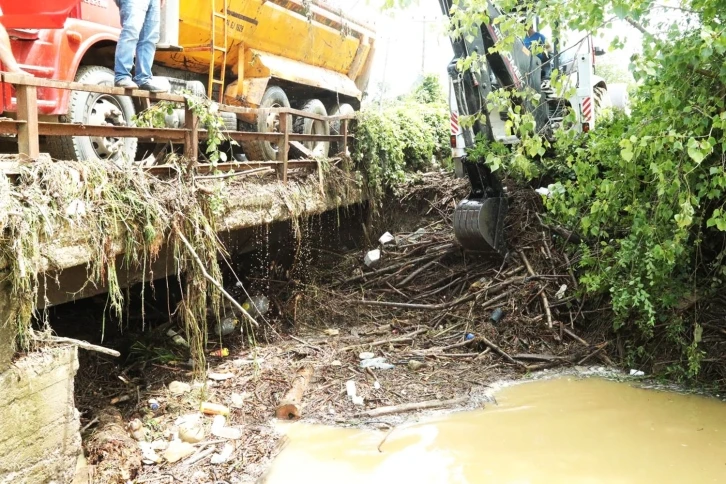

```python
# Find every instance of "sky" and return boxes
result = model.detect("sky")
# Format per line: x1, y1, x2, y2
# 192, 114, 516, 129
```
325, 0, 647, 102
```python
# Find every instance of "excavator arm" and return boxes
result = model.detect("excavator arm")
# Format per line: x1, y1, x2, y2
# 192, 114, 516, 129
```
438, 0, 551, 254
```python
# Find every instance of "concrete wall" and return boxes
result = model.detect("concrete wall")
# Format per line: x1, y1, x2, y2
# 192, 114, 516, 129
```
0, 346, 81, 484
0, 281, 15, 372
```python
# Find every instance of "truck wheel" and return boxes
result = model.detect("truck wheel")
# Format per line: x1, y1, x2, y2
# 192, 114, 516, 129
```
329, 103, 354, 156
241, 85, 290, 161
293, 99, 329, 158
47, 66, 138, 163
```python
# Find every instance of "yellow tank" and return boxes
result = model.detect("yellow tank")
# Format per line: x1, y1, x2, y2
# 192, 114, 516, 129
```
155, 0, 376, 110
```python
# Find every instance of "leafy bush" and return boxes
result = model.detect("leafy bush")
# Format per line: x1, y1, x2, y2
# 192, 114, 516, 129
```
354, 92, 449, 197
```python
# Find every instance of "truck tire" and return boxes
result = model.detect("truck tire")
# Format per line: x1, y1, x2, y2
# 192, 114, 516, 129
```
241, 86, 290, 161
329, 103, 354, 156
47, 66, 138, 163
293, 99, 329, 158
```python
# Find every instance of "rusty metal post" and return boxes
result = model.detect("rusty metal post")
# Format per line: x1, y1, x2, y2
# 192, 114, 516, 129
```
184, 100, 199, 161
276, 112, 290, 182
16, 84, 39, 160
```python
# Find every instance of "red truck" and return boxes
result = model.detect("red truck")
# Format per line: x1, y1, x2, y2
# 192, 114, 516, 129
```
0, 0, 136, 161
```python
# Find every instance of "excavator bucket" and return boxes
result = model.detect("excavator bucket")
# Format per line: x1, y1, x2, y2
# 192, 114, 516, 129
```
0, 0, 80, 29
453, 197, 508, 255
452, 158, 508, 255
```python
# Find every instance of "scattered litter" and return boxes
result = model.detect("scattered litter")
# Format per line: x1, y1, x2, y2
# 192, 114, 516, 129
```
178, 420, 205, 443
465, 333, 475, 341
138, 442, 161, 464
211, 443, 235, 464
323, 328, 340, 336
330, 360, 342, 366
407, 227, 428, 242
407, 360, 424, 371
128, 418, 145, 441
200, 402, 230, 416
208, 371, 235, 381
373, 381, 381, 390
163, 440, 195, 463
166, 329, 189, 348
630, 369, 645, 377
378, 232, 395, 245
230, 392, 249, 408
346, 380, 357, 398
535, 187, 551, 197
111, 394, 131, 405
65, 199, 87, 217
360, 357, 394, 370
359, 351, 375, 360
242, 295, 270, 318
214, 316, 238, 337
364, 249, 381, 267
232, 357, 265, 367
209, 348, 229, 357
489, 308, 504, 323
150, 440, 168, 451
168, 381, 191, 395
555, 284, 568, 300
351, 395, 365, 406
211, 415, 242, 440
148, 399, 160, 411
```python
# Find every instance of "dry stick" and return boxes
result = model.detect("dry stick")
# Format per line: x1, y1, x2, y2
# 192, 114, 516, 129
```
357, 283, 517, 311
173, 224, 259, 327
479, 335, 527, 368
378, 427, 396, 452
339, 327, 427, 352
358, 396, 469, 418
183, 446, 216, 466
562, 326, 589, 346
397, 256, 444, 287
519, 251, 553, 329
577, 344, 607, 365
194, 167, 274, 180
276, 366, 314, 420
340, 249, 453, 286
34, 335, 121, 357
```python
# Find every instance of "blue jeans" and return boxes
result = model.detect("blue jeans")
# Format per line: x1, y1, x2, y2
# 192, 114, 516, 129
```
114, 0, 160, 85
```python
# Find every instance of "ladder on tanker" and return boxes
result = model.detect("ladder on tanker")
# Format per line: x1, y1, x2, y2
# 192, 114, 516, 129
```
208, 0, 229, 103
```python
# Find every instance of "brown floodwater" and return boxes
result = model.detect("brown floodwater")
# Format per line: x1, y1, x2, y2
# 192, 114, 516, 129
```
264, 377, 726, 483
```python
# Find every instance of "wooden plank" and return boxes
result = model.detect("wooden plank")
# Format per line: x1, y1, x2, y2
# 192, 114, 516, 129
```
3, 72, 184, 102
290, 140, 314, 158
277, 113, 290, 182
15, 84, 39, 160
37, 122, 187, 141
184, 101, 199, 161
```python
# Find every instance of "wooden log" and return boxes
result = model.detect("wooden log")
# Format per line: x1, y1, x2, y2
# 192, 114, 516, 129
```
276, 366, 314, 420
358, 396, 469, 418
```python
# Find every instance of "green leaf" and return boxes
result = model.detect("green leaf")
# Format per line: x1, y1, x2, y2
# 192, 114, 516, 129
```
687, 146, 704, 164
620, 148, 634, 162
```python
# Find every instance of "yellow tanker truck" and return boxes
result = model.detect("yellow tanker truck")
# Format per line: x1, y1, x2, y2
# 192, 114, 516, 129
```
153, 0, 376, 160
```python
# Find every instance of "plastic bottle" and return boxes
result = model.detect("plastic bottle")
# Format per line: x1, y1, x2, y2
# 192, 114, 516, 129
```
242, 295, 269, 318
214, 316, 238, 336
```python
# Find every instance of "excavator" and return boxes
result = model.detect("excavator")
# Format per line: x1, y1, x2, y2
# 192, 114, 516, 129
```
438, 0, 609, 254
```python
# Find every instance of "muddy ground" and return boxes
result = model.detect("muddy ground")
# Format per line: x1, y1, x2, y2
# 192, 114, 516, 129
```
51, 171, 615, 483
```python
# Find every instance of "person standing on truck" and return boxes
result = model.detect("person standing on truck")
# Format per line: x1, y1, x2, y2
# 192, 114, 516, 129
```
0, 8, 32, 76
524, 26, 551, 80
114, 0, 167, 92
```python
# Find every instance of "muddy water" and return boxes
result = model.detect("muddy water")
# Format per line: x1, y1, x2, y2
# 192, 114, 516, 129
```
265, 377, 726, 483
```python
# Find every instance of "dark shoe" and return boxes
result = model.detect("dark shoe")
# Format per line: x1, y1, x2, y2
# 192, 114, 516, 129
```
138, 79, 168, 93
115, 78, 138, 89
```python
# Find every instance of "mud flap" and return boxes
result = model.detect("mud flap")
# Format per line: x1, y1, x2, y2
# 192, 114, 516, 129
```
453, 197, 508, 255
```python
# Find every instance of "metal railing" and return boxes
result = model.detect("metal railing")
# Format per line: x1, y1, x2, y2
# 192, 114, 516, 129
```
0, 72, 354, 182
